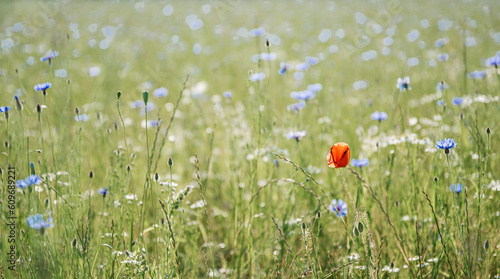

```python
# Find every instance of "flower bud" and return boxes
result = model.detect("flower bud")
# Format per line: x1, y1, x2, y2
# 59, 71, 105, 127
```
89, 171, 94, 179
486, 127, 491, 134
484, 239, 489, 250
143, 91, 149, 105
117, 91, 122, 100
168, 157, 173, 166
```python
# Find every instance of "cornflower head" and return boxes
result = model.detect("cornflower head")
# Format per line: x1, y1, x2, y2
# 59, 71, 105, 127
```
40, 50, 58, 65
450, 183, 462, 194
436, 138, 456, 154
468, 70, 486, 79
98, 187, 109, 198
452, 97, 464, 106
329, 199, 348, 217
436, 81, 449, 92
287, 101, 306, 113
26, 212, 53, 230
396, 76, 411, 92
0, 106, 9, 119
371, 111, 387, 122
286, 130, 306, 142
34, 82, 52, 96
351, 158, 369, 168
485, 55, 500, 68
16, 175, 41, 189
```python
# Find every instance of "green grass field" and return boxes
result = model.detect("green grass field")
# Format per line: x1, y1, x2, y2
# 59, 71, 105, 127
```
1, 0, 500, 278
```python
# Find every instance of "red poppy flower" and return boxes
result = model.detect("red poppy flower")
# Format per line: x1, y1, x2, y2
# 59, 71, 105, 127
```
327, 142, 350, 168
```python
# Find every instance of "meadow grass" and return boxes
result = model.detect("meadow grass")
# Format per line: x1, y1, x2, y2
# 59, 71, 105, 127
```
0, 0, 499, 278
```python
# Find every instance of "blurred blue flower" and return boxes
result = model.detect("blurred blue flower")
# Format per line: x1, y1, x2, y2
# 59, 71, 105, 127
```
452, 97, 464, 106
287, 101, 306, 113
140, 102, 155, 115
249, 72, 265, 81
371, 111, 387, 121
286, 130, 306, 141
485, 55, 500, 67
40, 50, 58, 65
437, 100, 444, 106
34, 82, 52, 92
434, 38, 448, 48
75, 114, 88, 122
98, 187, 109, 197
450, 183, 462, 194
468, 70, 486, 79
351, 159, 369, 168
436, 138, 456, 151
0, 106, 10, 113
153, 87, 168, 98
223, 91, 232, 98
279, 62, 288, 75
437, 53, 449, 61
307, 83, 323, 93
330, 199, 348, 217
26, 212, 53, 230
396, 76, 411, 91
291, 90, 315, 101
250, 27, 265, 36
131, 100, 143, 109
306, 56, 319, 65
295, 63, 309, 71
436, 82, 449, 92
260, 52, 277, 61
16, 175, 41, 189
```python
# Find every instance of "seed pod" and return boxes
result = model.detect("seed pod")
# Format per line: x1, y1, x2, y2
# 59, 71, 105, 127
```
357, 222, 364, 233
353, 226, 360, 238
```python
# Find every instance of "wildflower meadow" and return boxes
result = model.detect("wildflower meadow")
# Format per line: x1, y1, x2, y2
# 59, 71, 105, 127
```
1, 0, 500, 278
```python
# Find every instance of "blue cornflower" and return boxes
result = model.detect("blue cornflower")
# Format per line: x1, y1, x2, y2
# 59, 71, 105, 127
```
249, 72, 265, 81
351, 158, 369, 168
330, 199, 348, 218
153, 87, 168, 98
306, 56, 319, 65
436, 82, 449, 92
452, 97, 463, 106
307, 83, 323, 93
98, 187, 109, 198
40, 50, 58, 65
74, 114, 88, 122
436, 138, 456, 154
290, 90, 315, 101
286, 130, 306, 141
437, 100, 444, 106
223, 91, 232, 98
287, 101, 306, 113
371, 111, 388, 121
16, 175, 41, 189
434, 38, 448, 48
260, 52, 277, 61
0, 106, 10, 113
26, 212, 53, 230
295, 63, 309, 71
437, 53, 449, 61
485, 55, 500, 68
468, 70, 486, 79
34, 82, 52, 94
278, 62, 288, 75
450, 184, 462, 194
250, 27, 265, 37
131, 100, 143, 109
14, 95, 22, 111
396, 76, 411, 92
